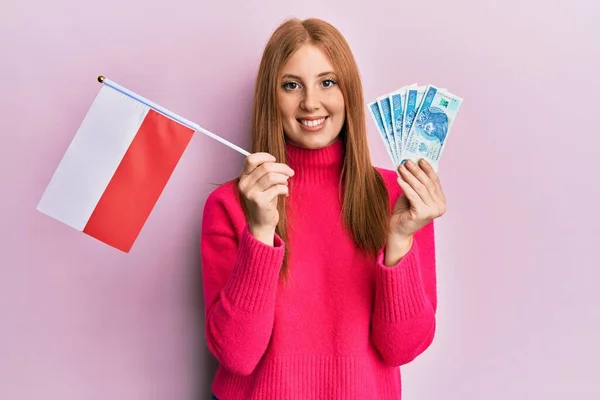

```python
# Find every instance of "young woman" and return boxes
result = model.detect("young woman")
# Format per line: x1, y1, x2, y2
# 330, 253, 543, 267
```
201, 17, 446, 400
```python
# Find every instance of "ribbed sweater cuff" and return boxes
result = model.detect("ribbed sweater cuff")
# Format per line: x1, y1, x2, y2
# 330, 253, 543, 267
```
374, 240, 428, 322
222, 225, 285, 313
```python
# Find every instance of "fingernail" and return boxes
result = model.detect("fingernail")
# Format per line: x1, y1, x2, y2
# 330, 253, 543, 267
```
406, 160, 415, 167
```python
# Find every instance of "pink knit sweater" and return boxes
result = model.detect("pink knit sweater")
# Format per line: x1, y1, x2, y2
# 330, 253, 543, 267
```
200, 138, 437, 399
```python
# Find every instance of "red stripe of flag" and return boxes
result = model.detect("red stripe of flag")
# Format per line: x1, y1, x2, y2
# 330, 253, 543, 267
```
83, 109, 194, 252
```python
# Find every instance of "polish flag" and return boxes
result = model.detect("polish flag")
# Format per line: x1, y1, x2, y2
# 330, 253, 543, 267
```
37, 78, 198, 252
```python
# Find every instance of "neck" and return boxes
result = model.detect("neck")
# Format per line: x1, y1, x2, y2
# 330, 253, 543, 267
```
285, 138, 344, 185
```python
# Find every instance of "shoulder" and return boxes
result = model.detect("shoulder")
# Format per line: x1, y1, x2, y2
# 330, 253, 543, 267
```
374, 166, 402, 206
204, 179, 238, 208
202, 179, 246, 235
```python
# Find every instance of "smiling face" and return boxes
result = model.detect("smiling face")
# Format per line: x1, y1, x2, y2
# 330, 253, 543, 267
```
277, 44, 346, 149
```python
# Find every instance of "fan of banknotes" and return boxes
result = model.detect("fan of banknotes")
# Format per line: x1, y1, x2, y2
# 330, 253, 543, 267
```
367, 83, 463, 172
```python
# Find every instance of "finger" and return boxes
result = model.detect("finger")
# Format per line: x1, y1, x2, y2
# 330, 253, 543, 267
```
415, 159, 447, 216
405, 160, 439, 202
396, 175, 424, 207
261, 183, 290, 201
399, 162, 434, 205
241, 153, 276, 175
418, 159, 446, 202
255, 171, 290, 192
241, 162, 295, 191
251, 162, 294, 185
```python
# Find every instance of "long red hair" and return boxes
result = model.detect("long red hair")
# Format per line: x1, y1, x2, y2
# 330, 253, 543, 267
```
239, 17, 390, 277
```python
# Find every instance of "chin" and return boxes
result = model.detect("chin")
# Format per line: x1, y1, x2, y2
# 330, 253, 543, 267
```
287, 133, 340, 150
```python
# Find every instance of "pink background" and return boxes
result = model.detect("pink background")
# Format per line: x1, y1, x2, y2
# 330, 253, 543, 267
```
2, 0, 599, 398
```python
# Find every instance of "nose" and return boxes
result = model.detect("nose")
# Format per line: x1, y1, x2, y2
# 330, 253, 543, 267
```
300, 87, 321, 112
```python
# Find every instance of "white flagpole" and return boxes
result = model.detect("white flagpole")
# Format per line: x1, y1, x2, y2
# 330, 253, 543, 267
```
97, 75, 251, 157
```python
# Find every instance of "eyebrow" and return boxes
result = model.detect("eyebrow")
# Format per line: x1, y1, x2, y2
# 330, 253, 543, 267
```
281, 71, 336, 80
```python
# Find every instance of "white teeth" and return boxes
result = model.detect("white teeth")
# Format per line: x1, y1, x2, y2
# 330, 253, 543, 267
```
299, 118, 326, 127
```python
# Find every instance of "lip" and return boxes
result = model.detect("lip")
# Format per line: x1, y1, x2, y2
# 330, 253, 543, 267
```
297, 116, 328, 132
297, 115, 328, 121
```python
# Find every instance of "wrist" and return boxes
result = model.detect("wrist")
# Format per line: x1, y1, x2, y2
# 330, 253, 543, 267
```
249, 224, 276, 246
383, 234, 414, 267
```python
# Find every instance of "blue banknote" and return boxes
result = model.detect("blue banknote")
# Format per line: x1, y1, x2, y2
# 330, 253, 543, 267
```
389, 83, 416, 160
401, 85, 463, 171
367, 101, 396, 165
402, 86, 446, 148
389, 92, 404, 155
402, 86, 425, 148
376, 96, 398, 163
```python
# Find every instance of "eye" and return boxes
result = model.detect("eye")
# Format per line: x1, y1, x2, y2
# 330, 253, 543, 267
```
322, 79, 337, 88
283, 81, 300, 91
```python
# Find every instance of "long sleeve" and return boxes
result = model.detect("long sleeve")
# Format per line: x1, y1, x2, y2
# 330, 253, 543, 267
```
200, 188, 285, 376
370, 220, 438, 367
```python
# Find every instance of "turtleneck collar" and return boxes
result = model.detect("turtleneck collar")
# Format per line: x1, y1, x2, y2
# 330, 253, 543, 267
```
284, 137, 344, 185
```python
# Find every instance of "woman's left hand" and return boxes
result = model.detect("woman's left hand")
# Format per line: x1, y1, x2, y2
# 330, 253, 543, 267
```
390, 158, 447, 240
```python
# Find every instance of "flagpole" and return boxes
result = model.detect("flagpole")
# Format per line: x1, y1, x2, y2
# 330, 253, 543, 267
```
97, 75, 251, 157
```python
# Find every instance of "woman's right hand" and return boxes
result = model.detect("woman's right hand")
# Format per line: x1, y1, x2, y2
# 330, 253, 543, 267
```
237, 153, 295, 244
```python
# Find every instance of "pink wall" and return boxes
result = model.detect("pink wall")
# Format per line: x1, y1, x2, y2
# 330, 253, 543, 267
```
1, 0, 599, 398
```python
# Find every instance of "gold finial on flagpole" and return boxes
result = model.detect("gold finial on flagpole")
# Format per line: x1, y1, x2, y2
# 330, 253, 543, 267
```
97, 75, 105, 83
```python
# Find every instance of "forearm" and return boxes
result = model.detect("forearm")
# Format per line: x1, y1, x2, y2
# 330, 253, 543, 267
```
206, 293, 277, 376
372, 223, 438, 366
204, 225, 284, 375
371, 251, 436, 366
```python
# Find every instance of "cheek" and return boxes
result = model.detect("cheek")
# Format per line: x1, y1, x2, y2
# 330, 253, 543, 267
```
330, 92, 345, 115
278, 94, 299, 119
